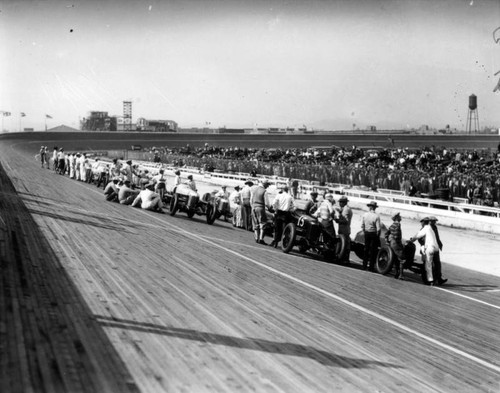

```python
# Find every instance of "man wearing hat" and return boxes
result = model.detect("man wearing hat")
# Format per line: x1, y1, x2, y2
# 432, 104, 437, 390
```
429, 217, 447, 285
251, 179, 271, 244
240, 180, 254, 231
118, 179, 140, 205
409, 217, 440, 285
131, 181, 164, 213
337, 196, 353, 264
361, 201, 381, 271
385, 212, 406, 279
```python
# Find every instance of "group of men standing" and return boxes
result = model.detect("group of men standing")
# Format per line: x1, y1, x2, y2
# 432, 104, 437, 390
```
232, 179, 353, 260
362, 200, 447, 285
233, 177, 447, 286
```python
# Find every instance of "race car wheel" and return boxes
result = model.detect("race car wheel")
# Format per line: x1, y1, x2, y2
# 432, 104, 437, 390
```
206, 205, 216, 225
281, 223, 297, 254
334, 234, 348, 262
375, 246, 395, 275
169, 194, 178, 216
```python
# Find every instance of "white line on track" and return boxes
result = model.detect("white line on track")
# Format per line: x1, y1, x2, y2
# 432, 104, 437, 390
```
65, 180, 500, 373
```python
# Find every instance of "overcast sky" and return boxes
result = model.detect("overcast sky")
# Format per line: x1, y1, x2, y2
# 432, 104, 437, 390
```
1, 0, 500, 131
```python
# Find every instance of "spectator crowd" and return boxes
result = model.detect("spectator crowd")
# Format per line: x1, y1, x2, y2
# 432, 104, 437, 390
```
146, 143, 500, 207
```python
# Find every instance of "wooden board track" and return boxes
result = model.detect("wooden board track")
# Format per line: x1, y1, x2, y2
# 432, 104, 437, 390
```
1, 138, 500, 393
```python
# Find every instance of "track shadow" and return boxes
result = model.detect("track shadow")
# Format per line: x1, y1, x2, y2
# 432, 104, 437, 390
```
95, 315, 402, 369
27, 208, 132, 231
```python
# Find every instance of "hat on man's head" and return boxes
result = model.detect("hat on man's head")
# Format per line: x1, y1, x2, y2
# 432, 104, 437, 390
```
126, 160, 132, 165
261, 179, 270, 187
282, 186, 289, 192
325, 193, 334, 200
187, 175, 193, 180
145, 181, 155, 189
123, 179, 131, 184
175, 170, 181, 175
391, 212, 401, 221
339, 196, 349, 203
367, 201, 378, 208
428, 216, 438, 222
310, 191, 318, 197
234, 185, 240, 191
420, 216, 430, 222
245, 180, 254, 186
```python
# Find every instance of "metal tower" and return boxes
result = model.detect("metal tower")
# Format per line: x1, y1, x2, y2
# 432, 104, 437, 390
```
466, 94, 479, 134
123, 101, 132, 131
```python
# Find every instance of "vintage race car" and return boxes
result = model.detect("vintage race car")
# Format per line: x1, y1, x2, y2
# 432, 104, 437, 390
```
281, 211, 348, 263
204, 194, 232, 225
167, 184, 206, 219
350, 222, 425, 281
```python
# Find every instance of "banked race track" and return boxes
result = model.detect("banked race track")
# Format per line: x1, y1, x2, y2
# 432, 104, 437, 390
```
0, 132, 500, 393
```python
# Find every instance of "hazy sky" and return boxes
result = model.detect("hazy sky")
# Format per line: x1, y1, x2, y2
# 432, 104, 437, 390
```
1, 0, 500, 131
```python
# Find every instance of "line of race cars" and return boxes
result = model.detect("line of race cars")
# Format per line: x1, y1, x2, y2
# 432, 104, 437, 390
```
163, 184, 427, 283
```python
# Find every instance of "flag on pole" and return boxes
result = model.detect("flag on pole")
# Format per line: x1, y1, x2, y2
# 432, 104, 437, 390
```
45, 114, 52, 119
20, 112, 26, 117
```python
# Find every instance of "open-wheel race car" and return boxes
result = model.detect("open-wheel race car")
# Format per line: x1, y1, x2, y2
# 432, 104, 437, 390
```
350, 222, 426, 282
281, 213, 349, 263
277, 200, 348, 263
167, 184, 207, 219
205, 194, 232, 225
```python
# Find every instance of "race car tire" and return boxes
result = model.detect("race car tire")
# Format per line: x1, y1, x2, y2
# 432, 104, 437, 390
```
281, 222, 297, 254
206, 205, 216, 225
169, 193, 178, 216
335, 234, 348, 262
375, 246, 395, 275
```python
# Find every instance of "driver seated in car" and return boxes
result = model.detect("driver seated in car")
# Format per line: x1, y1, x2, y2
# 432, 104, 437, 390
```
214, 185, 230, 221
185, 174, 197, 192
313, 193, 339, 246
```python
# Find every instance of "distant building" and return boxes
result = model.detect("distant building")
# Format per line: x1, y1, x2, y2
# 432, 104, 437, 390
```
136, 118, 177, 132
81, 111, 117, 131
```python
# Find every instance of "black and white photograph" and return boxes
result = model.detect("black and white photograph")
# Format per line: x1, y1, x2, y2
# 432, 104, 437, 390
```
1, 0, 500, 392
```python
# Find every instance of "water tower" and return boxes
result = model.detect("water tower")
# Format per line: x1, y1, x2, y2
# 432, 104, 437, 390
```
466, 94, 479, 134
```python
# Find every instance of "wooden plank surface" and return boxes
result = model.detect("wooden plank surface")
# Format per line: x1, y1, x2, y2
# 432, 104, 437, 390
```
1, 138, 500, 393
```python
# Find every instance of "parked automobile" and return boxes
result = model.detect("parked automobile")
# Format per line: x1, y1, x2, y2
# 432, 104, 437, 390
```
350, 222, 425, 281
